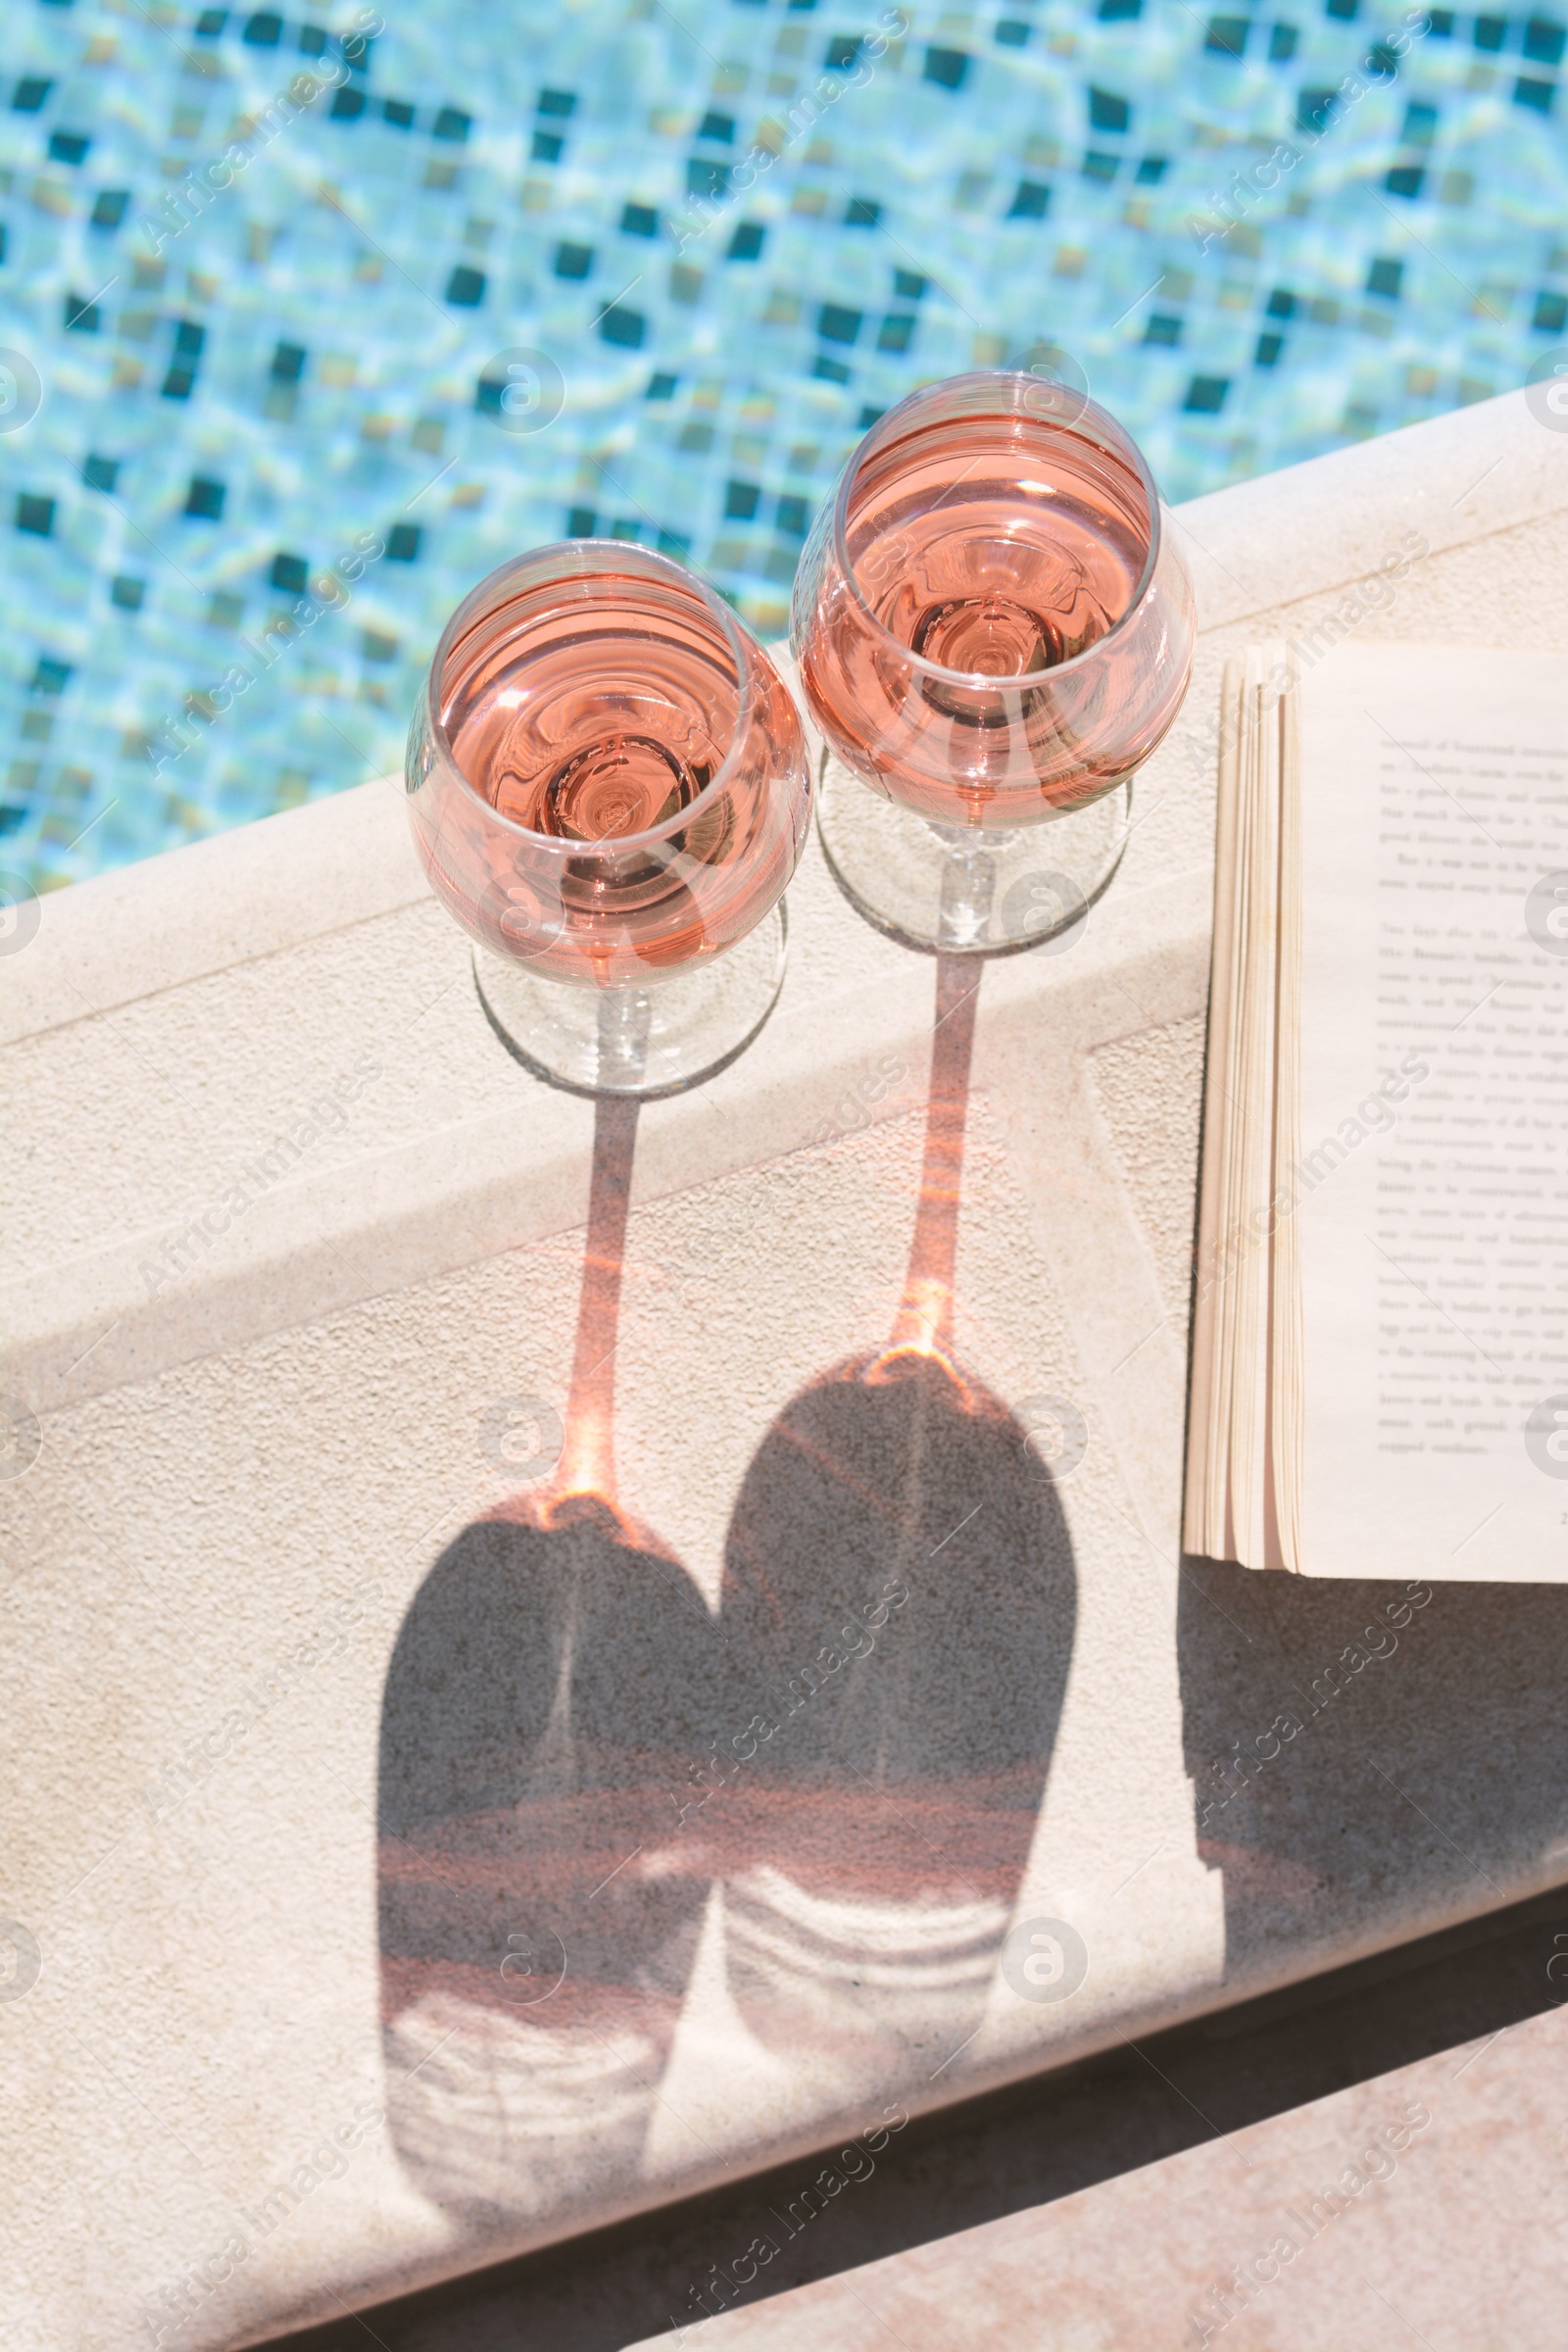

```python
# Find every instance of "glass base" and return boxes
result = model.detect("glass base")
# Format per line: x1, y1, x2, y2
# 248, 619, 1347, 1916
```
815, 760, 1133, 956
473, 903, 788, 1099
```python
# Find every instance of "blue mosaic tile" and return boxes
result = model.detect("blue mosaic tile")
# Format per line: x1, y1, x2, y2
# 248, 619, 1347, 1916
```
0, 0, 1564, 890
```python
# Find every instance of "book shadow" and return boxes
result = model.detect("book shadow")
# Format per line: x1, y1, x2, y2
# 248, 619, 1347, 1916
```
1177, 1555, 1568, 1967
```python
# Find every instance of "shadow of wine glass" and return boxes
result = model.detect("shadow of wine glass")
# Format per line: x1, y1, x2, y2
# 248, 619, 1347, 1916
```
377, 1494, 731, 2227
376, 1096, 733, 2229
715, 1350, 1078, 2094
712, 956, 1079, 2094
375, 955, 1082, 2225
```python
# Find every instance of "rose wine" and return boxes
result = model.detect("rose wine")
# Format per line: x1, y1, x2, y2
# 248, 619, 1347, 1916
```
411, 561, 807, 980
795, 395, 1194, 825
853, 414, 1147, 677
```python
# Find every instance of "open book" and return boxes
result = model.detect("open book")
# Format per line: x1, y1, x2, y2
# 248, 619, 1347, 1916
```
1184, 641, 1568, 1580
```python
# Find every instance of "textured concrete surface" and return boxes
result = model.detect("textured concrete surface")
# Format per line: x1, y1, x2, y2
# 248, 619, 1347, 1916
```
621, 1988, 1568, 2351
253, 1887, 1568, 2352
3, 391, 1568, 2351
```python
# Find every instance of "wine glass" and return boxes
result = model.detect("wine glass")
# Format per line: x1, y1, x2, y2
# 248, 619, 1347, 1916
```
792, 371, 1196, 956
407, 541, 812, 1097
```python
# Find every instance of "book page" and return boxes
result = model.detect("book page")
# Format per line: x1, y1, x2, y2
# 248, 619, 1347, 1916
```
1297, 642, 1568, 1581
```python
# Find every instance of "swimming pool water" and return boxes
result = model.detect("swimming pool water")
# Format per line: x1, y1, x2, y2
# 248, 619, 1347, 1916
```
1, 0, 1563, 893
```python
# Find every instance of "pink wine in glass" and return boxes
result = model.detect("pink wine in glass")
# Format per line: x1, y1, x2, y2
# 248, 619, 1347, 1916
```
792, 372, 1195, 954
408, 543, 811, 1096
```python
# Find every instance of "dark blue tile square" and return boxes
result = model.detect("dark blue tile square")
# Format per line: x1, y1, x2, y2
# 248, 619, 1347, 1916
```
531, 129, 564, 162
299, 23, 327, 54
387, 522, 421, 561
31, 657, 71, 694
600, 306, 646, 347
688, 158, 731, 198
1008, 179, 1051, 218
1266, 286, 1296, 316
1525, 17, 1566, 63
111, 575, 144, 610
996, 19, 1031, 43
818, 302, 862, 342
1298, 86, 1340, 131
82, 454, 118, 491
330, 85, 366, 120
538, 87, 576, 117
242, 12, 282, 44
432, 106, 471, 142
621, 203, 659, 237
1384, 163, 1426, 196
1515, 75, 1556, 110
813, 354, 852, 382
270, 551, 309, 593
1535, 289, 1568, 330
1089, 85, 1131, 128
725, 479, 761, 519
924, 46, 970, 87
825, 34, 862, 66
1083, 151, 1119, 180
16, 494, 54, 535
1205, 15, 1249, 52
64, 292, 100, 331
1366, 256, 1403, 297
383, 98, 416, 127
776, 494, 809, 536
646, 371, 678, 398
174, 319, 205, 356
1136, 155, 1169, 181
555, 241, 594, 279
1269, 23, 1298, 58
1473, 14, 1506, 48
699, 110, 735, 142
162, 366, 197, 399
12, 79, 53, 112
91, 188, 128, 227
446, 264, 485, 305
894, 268, 927, 298
1255, 331, 1285, 365
1144, 312, 1182, 345
49, 129, 90, 164
566, 506, 597, 535
195, 10, 227, 34
184, 477, 224, 518
845, 195, 880, 225
728, 220, 765, 259
271, 340, 306, 381
1184, 373, 1229, 413
877, 312, 915, 351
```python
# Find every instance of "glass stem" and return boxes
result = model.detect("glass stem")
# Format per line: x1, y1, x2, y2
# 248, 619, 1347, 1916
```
933, 824, 998, 951
595, 982, 654, 1088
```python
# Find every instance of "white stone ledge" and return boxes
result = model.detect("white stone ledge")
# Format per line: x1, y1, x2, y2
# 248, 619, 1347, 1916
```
5, 391, 1568, 2352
